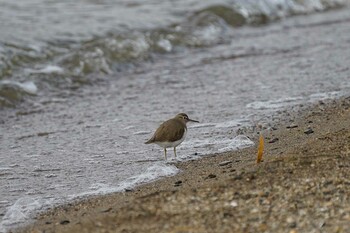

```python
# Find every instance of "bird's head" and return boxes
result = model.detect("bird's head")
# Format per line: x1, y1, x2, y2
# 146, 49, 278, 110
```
175, 113, 199, 124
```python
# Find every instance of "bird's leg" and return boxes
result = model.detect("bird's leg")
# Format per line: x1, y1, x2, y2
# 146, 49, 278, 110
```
164, 148, 167, 160
174, 147, 177, 158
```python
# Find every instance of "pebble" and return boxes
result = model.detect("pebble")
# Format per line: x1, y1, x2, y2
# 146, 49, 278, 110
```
289, 222, 297, 228
230, 200, 238, 207
286, 217, 297, 228
37, 132, 50, 137
60, 220, 70, 225
100, 207, 112, 213
269, 138, 279, 143
174, 180, 182, 187
219, 161, 232, 166
304, 128, 314, 135
286, 124, 298, 129
207, 174, 216, 179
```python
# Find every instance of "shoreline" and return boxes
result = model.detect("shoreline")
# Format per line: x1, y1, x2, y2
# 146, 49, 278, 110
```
15, 96, 350, 233
2, 6, 350, 233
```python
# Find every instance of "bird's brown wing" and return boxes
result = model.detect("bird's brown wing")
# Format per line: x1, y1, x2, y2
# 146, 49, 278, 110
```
153, 119, 185, 142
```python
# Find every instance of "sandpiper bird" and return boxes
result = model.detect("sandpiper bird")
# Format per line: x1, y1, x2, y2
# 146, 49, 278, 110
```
145, 113, 199, 160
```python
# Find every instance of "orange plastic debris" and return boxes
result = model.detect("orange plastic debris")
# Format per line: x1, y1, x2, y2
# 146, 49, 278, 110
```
257, 134, 264, 163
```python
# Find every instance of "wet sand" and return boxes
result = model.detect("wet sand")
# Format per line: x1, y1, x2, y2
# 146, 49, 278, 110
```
15, 96, 350, 233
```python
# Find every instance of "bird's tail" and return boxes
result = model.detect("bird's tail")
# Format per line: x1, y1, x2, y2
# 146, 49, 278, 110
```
145, 137, 155, 144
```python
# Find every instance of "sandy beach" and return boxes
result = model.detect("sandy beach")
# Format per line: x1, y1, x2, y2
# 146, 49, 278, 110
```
14, 96, 350, 233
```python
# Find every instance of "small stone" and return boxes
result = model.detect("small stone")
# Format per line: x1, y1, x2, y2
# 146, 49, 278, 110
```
304, 128, 314, 135
268, 138, 279, 143
174, 180, 182, 186
37, 132, 50, 137
246, 174, 255, 181
230, 201, 238, 207
286, 217, 296, 228
319, 221, 326, 228
95, 221, 103, 227
100, 207, 112, 213
223, 212, 233, 218
219, 161, 232, 166
60, 220, 70, 225
124, 188, 133, 192
207, 174, 216, 179
286, 124, 298, 129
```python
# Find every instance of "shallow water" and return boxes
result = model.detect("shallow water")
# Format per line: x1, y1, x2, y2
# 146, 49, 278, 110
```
0, 0, 347, 106
1, 1, 350, 232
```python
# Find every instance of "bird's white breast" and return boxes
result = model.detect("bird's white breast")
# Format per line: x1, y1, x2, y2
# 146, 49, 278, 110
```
155, 129, 187, 148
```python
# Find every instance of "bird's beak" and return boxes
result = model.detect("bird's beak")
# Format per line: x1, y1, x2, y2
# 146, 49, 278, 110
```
188, 118, 199, 123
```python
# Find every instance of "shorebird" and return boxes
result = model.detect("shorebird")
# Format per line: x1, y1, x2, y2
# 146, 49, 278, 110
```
145, 113, 199, 160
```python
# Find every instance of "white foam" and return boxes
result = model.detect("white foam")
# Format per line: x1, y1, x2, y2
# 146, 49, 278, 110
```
182, 138, 216, 149
123, 125, 135, 130
194, 24, 224, 44
157, 39, 172, 52
308, 91, 343, 101
246, 97, 303, 110
0, 80, 38, 95
189, 123, 216, 129
70, 163, 179, 198
0, 197, 54, 233
28, 65, 64, 74
0, 174, 165, 233
0, 167, 12, 171
234, 0, 345, 20
218, 135, 254, 152
215, 120, 241, 128
246, 91, 346, 111
119, 163, 179, 189
38, 65, 64, 74
133, 131, 151, 135
18, 82, 38, 95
